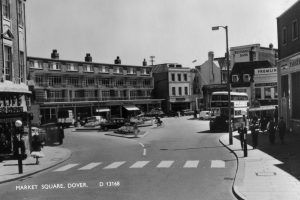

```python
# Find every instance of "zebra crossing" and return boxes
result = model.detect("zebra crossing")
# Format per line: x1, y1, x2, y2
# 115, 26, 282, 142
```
52, 160, 226, 172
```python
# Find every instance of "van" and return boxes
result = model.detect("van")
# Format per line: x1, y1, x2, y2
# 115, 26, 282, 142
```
199, 111, 212, 120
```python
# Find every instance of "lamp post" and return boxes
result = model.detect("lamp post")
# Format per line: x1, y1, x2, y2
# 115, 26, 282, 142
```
212, 25, 232, 145
15, 120, 23, 174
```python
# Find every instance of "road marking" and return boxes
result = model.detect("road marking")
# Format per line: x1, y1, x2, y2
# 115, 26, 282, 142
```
156, 161, 174, 168
129, 161, 150, 168
211, 160, 225, 168
78, 162, 102, 170
183, 160, 199, 168
138, 142, 147, 156
53, 164, 79, 172
103, 161, 126, 169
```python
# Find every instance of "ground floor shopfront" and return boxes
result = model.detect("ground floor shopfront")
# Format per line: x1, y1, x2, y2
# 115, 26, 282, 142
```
0, 85, 32, 159
35, 99, 163, 124
278, 52, 300, 133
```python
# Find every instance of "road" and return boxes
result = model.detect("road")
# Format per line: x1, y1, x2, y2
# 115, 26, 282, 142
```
0, 116, 237, 200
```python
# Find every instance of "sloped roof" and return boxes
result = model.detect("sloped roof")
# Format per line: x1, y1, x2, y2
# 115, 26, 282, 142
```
231, 61, 273, 75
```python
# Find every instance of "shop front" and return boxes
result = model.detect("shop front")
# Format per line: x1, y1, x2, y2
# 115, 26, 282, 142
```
0, 91, 31, 160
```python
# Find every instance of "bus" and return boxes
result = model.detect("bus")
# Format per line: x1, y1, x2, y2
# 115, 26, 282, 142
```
209, 91, 249, 131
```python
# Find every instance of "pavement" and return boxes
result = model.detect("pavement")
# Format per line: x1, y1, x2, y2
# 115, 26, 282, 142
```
0, 146, 71, 184
220, 130, 300, 200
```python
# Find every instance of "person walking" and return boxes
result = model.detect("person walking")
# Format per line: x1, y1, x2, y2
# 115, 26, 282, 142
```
58, 124, 65, 145
31, 135, 44, 165
268, 119, 276, 144
250, 117, 259, 149
238, 123, 246, 149
278, 117, 286, 144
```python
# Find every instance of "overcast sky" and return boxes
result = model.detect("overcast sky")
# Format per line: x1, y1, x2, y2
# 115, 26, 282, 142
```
26, 0, 298, 67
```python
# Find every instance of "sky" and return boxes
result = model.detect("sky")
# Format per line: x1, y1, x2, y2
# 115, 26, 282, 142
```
26, 0, 299, 67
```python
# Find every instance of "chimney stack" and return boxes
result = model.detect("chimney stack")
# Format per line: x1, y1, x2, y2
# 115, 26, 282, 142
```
85, 53, 92, 62
51, 49, 59, 59
142, 58, 147, 66
208, 51, 214, 61
114, 56, 121, 64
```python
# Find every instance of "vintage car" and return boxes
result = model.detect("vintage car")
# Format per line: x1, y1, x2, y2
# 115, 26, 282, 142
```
100, 118, 126, 131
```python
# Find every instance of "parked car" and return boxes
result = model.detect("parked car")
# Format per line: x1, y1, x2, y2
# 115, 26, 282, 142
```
100, 118, 126, 131
199, 111, 212, 120
180, 109, 194, 116
209, 116, 228, 132
143, 109, 165, 118
165, 111, 178, 117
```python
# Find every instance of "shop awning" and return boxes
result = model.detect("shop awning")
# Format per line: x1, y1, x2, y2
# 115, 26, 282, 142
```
249, 105, 276, 112
123, 105, 140, 111
96, 108, 110, 112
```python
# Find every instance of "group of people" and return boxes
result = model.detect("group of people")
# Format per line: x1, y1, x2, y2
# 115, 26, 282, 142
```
238, 114, 287, 150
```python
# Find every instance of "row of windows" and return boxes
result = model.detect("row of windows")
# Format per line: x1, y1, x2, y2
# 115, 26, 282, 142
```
35, 75, 152, 87
2, 45, 25, 83
282, 19, 299, 45
29, 61, 151, 75
211, 95, 248, 101
171, 73, 188, 82
255, 87, 278, 99
171, 87, 189, 96
232, 74, 250, 83
2, 0, 24, 26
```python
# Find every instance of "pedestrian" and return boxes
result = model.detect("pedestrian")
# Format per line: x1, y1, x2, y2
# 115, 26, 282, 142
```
278, 117, 286, 144
274, 106, 278, 125
268, 119, 276, 144
58, 124, 64, 145
194, 109, 197, 119
31, 135, 44, 165
133, 124, 139, 138
250, 117, 259, 149
260, 116, 267, 134
238, 123, 246, 149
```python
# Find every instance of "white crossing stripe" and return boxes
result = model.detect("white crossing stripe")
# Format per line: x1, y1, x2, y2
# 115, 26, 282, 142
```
129, 161, 150, 168
156, 161, 174, 168
78, 162, 102, 170
211, 160, 225, 168
183, 160, 199, 168
54, 164, 79, 172
103, 161, 126, 169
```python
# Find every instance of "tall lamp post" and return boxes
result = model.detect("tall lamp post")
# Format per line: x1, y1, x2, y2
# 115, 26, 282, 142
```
212, 25, 232, 145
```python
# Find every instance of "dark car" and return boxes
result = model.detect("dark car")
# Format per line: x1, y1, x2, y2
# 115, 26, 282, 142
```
165, 111, 178, 117
143, 109, 165, 118
180, 109, 194, 116
209, 116, 228, 132
100, 118, 126, 131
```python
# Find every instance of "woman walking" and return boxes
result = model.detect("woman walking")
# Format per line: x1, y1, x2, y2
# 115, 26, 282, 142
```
31, 135, 44, 164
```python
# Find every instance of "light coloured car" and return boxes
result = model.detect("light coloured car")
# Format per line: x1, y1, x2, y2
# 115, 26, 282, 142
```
199, 111, 212, 120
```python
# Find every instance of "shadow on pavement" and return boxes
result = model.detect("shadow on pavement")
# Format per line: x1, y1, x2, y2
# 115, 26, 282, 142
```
234, 131, 300, 181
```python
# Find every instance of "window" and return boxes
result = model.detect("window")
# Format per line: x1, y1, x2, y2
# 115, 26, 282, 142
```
18, 1, 24, 26
2, 0, 10, 19
232, 75, 239, 83
116, 79, 124, 87
84, 65, 94, 72
274, 86, 278, 98
282, 26, 287, 45
292, 20, 298, 40
67, 64, 78, 71
171, 74, 175, 81
113, 67, 123, 74
184, 74, 187, 81
172, 87, 176, 96
4, 46, 12, 81
177, 74, 181, 81
101, 79, 110, 87
243, 74, 250, 82
255, 88, 261, 99
30, 61, 43, 69
48, 76, 62, 86
100, 65, 109, 73
35, 75, 44, 86
67, 77, 79, 87
127, 67, 136, 74
178, 87, 182, 95
264, 88, 271, 99
185, 87, 188, 95
143, 79, 151, 86
19, 51, 25, 83
49, 62, 61, 70
102, 91, 110, 98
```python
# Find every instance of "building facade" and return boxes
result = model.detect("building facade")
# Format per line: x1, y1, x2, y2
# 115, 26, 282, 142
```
0, 0, 31, 158
28, 50, 162, 124
152, 63, 193, 112
277, 0, 300, 133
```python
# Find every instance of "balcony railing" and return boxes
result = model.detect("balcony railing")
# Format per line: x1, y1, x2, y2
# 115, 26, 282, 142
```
36, 95, 152, 103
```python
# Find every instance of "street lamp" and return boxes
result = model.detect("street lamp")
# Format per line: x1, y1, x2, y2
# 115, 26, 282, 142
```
15, 120, 23, 174
212, 25, 232, 145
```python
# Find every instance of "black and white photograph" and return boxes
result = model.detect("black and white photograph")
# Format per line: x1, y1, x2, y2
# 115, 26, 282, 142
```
0, 0, 300, 199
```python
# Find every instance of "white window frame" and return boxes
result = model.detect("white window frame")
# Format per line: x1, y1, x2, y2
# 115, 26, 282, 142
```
232, 75, 239, 83
292, 19, 298, 41
243, 74, 250, 82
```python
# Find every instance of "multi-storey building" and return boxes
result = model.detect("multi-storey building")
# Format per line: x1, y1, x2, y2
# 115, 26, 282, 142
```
277, 0, 300, 133
28, 50, 162, 124
152, 63, 193, 112
0, 0, 31, 158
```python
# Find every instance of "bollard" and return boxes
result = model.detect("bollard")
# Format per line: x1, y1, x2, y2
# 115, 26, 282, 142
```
18, 146, 23, 174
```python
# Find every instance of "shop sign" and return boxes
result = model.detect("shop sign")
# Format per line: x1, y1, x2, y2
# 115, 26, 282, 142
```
0, 106, 23, 114
255, 68, 277, 75
290, 57, 300, 68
